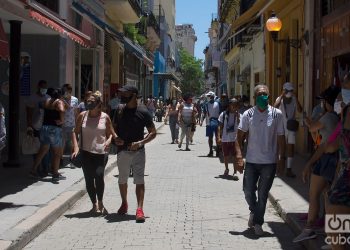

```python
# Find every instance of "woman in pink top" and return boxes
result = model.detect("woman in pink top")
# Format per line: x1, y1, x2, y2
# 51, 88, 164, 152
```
72, 91, 114, 214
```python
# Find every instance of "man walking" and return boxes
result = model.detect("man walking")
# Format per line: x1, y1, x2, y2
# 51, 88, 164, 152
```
202, 91, 221, 157
236, 84, 285, 236
113, 85, 156, 223
274, 82, 302, 177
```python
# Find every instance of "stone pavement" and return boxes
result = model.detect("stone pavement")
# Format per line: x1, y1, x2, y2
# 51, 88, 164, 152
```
0, 123, 164, 250
23, 125, 304, 250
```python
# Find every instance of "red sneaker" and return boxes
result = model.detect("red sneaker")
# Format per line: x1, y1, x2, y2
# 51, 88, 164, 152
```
136, 208, 145, 223
117, 202, 128, 215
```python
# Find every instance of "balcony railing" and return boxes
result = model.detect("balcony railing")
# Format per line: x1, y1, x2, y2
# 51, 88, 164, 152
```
128, 0, 142, 18
219, 0, 238, 22
148, 12, 160, 37
322, 0, 349, 16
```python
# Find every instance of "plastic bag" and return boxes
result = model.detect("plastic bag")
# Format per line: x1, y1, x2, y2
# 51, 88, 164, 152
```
22, 135, 40, 155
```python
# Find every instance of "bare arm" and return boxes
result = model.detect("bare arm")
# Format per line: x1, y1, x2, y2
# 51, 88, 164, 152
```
130, 123, 157, 151
277, 135, 286, 175
72, 111, 86, 155
297, 100, 303, 113
274, 92, 284, 108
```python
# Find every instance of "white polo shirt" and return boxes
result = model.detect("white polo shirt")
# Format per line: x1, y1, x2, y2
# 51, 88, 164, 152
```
218, 111, 240, 142
238, 105, 284, 164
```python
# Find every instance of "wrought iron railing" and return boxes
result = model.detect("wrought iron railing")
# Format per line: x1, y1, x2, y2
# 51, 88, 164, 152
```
128, 0, 142, 17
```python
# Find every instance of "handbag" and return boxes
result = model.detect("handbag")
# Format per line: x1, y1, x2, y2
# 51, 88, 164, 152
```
283, 101, 299, 131
22, 134, 40, 155
70, 112, 87, 168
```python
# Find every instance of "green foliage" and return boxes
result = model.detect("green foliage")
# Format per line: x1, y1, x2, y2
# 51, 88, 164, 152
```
178, 48, 204, 96
123, 23, 148, 45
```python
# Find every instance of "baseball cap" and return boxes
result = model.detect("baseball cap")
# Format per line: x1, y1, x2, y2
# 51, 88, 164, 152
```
118, 85, 138, 95
205, 91, 215, 97
283, 82, 294, 91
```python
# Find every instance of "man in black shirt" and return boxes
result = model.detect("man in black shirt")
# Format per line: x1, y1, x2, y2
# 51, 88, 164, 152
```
113, 85, 156, 223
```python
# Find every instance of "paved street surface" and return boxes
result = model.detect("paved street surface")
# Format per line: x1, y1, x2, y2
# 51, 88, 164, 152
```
24, 124, 304, 250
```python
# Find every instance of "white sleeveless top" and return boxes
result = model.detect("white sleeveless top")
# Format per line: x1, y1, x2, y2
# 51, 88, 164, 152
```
181, 103, 194, 124
81, 112, 107, 154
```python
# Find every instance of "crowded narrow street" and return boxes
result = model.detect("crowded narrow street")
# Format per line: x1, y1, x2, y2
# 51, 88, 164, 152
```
23, 124, 303, 250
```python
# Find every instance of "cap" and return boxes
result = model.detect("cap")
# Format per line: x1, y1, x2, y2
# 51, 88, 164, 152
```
228, 98, 239, 104
118, 85, 138, 95
283, 82, 294, 91
205, 91, 215, 97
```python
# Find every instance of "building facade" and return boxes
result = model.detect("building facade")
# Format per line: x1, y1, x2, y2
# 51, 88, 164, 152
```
175, 24, 197, 56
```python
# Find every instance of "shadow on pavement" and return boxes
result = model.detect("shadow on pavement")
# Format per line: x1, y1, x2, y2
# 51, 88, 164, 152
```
229, 228, 274, 240
104, 213, 137, 223
214, 175, 239, 181
65, 211, 103, 219
0, 202, 25, 211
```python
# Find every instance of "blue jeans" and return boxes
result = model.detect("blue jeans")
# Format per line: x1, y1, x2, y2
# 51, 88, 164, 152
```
243, 162, 276, 226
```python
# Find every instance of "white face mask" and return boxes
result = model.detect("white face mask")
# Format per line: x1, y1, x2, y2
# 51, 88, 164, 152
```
334, 100, 342, 114
40, 88, 47, 95
320, 102, 324, 109
285, 92, 293, 98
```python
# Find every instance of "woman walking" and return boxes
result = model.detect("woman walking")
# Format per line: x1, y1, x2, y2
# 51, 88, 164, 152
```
178, 94, 197, 151
164, 98, 179, 144
29, 88, 66, 182
72, 91, 114, 214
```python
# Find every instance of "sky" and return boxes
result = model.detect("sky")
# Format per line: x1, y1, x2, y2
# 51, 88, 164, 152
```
176, 0, 217, 61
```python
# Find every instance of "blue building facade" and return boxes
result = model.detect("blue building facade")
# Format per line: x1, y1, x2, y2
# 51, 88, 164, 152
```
153, 50, 165, 98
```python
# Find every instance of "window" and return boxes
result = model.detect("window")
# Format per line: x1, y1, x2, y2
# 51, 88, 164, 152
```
35, 0, 59, 13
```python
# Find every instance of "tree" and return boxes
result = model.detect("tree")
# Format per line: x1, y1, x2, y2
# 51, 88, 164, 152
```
178, 48, 204, 96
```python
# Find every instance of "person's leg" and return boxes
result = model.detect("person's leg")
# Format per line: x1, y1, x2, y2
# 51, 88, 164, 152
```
305, 174, 328, 228
254, 164, 276, 226
214, 128, 219, 157
243, 163, 260, 216
117, 152, 131, 206
95, 154, 108, 213
169, 120, 176, 142
178, 124, 186, 148
31, 144, 50, 174
208, 134, 214, 156
132, 149, 146, 222
222, 142, 229, 175
185, 125, 191, 149
81, 151, 98, 210
136, 184, 145, 208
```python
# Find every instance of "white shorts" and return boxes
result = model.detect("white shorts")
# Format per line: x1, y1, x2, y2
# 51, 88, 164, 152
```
285, 129, 296, 145
117, 149, 146, 185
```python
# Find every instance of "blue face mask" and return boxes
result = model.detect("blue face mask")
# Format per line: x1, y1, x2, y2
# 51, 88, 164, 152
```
256, 95, 269, 110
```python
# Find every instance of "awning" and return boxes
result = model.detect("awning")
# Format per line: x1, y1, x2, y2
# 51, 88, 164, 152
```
27, 0, 91, 47
71, 1, 123, 42
123, 37, 145, 59
0, 19, 9, 60
231, 0, 271, 32
153, 72, 181, 83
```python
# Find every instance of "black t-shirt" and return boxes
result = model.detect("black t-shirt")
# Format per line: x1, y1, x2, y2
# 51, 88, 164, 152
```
114, 105, 154, 144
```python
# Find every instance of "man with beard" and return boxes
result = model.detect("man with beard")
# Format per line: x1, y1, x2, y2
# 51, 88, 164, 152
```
274, 82, 302, 178
112, 85, 156, 223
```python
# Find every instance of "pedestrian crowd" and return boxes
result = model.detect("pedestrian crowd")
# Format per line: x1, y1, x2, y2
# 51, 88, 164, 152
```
8, 76, 349, 249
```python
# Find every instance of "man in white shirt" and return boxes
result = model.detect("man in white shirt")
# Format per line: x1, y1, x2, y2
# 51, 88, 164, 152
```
274, 82, 302, 178
237, 84, 285, 236
202, 91, 221, 157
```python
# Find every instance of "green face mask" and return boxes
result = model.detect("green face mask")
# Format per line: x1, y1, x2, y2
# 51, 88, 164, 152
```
256, 95, 269, 110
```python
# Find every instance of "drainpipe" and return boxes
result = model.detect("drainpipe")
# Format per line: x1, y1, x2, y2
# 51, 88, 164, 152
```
3, 21, 21, 168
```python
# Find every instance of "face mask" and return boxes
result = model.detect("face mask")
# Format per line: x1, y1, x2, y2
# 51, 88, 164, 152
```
137, 98, 142, 105
334, 100, 342, 114
120, 95, 133, 104
86, 101, 98, 110
320, 102, 324, 109
244, 102, 249, 107
342, 88, 350, 105
209, 98, 214, 104
285, 92, 293, 98
256, 95, 269, 110
40, 88, 47, 95
64, 93, 70, 99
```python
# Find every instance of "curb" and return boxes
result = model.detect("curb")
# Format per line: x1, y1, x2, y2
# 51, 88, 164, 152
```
268, 183, 326, 250
1, 122, 165, 250
1, 157, 117, 250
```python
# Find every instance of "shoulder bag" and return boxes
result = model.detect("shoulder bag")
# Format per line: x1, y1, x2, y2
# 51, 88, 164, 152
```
283, 101, 299, 132
70, 112, 87, 168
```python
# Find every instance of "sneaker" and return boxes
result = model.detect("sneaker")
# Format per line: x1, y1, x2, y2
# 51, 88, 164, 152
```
321, 244, 332, 250
178, 141, 182, 148
254, 224, 264, 236
248, 213, 254, 228
185, 147, 191, 151
117, 202, 128, 215
232, 175, 239, 181
52, 173, 66, 182
293, 228, 317, 243
207, 151, 213, 157
286, 168, 296, 178
136, 208, 145, 223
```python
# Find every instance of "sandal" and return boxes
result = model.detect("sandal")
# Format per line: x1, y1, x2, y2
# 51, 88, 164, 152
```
224, 169, 229, 176
99, 207, 109, 215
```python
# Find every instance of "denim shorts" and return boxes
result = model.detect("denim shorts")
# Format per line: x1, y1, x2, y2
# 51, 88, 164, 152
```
40, 125, 63, 147
312, 152, 338, 183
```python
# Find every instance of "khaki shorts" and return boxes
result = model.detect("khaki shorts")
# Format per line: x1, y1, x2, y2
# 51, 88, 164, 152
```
285, 129, 296, 144
117, 148, 145, 184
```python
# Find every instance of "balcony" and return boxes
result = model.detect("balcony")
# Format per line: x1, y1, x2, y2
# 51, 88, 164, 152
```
105, 0, 142, 24
322, 0, 349, 16
219, 0, 239, 23
135, 12, 160, 52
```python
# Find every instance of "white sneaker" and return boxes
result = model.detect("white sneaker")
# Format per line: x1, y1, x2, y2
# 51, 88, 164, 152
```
254, 224, 264, 236
293, 228, 317, 243
248, 213, 254, 228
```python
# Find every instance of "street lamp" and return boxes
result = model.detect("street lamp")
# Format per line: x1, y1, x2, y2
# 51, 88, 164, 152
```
265, 12, 309, 48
